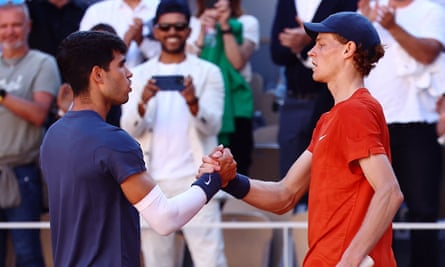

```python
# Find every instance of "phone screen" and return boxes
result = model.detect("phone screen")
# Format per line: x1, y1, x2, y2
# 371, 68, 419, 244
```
152, 75, 185, 91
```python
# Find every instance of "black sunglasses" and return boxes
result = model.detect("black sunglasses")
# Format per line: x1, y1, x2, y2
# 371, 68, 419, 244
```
155, 22, 188, 32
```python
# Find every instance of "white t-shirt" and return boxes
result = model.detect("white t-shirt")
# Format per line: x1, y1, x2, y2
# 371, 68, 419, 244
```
365, 0, 445, 123
79, 0, 161, 67
295, 0, 322, 22
188, 14, 260, 82
121, 55, 224, 181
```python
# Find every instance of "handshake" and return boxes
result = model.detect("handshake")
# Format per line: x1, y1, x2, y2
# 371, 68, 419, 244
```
192, 145, 251, 203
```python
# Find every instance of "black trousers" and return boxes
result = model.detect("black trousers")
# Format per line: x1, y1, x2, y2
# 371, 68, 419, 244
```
389, 122, 442, 267
228, 117, 253, 175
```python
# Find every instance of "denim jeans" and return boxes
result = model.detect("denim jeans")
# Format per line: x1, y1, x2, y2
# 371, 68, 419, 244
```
0, 163, 45, 267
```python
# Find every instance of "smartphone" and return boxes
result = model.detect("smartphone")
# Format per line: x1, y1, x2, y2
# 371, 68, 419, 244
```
204, 0, 218, 8
152, 75, 185, 91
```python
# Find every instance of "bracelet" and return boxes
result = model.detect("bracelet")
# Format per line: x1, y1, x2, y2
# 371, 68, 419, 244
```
222, 173, 250, 199
187, 97, 199, 106
221, 27, 232, 35
192, 172, 222, 203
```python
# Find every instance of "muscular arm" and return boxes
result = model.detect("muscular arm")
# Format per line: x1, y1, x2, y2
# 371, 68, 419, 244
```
338, 154, 404, 266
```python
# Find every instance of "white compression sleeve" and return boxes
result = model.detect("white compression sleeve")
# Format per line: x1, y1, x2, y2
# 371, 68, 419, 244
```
134, 185, 207, 235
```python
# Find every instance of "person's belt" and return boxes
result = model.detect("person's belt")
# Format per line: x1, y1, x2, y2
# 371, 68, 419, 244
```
287, 90, 318, 100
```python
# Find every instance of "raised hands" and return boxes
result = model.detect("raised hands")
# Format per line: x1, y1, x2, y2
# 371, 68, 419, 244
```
279, 16, 311, 55
124, 18, 144, 47
358, 0, 396, 29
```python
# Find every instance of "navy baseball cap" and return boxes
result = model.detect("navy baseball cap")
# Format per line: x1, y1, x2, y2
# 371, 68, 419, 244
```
153, 0, 191, 24
303, 12, 381, 53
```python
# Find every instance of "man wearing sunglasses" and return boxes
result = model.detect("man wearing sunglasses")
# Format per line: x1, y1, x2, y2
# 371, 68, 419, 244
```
120, 1, 227, 267
0, 1, 60, 266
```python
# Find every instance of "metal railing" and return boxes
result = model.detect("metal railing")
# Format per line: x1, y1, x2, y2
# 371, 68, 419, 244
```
1, 221, 445, 267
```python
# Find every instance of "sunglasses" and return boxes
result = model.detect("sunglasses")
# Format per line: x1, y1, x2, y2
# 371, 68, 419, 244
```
0, 0, 25, 5
155, 22, 188, 32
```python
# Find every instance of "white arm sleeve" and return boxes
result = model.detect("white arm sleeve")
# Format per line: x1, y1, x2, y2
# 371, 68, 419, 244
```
134, 185, 206, 235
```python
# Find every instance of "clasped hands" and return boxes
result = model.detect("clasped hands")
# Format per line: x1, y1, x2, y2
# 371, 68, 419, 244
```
199, 145, 237, 187
358, 0, 396, 29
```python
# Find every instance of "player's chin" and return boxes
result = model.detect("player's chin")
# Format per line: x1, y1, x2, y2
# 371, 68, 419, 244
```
311, 72, 325, 83
119, 94, 130, 105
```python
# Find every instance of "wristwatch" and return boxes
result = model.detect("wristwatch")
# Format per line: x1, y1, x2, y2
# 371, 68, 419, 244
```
221, 27, 232, 35
0, 88, 7, 104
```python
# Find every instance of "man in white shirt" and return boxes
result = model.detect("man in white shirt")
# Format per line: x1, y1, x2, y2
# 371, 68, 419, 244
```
120, 1, 227, 267
79, 0, 161, 67
360, 0, 445, 266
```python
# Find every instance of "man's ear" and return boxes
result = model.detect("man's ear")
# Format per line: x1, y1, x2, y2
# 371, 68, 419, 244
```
344, 41, 357, 58
91, 66, 104, 84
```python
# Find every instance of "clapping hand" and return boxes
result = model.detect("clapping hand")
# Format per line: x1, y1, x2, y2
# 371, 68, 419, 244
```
359, 0, 396, 29
124, 18, 144, 47
279, 16, 311, 55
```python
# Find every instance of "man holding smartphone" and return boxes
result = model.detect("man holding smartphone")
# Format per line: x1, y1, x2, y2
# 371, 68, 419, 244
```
120, 1, 227, 267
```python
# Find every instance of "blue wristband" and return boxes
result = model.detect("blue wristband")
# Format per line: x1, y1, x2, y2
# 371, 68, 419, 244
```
222, 173, 250, 199
192, 172, 222, 203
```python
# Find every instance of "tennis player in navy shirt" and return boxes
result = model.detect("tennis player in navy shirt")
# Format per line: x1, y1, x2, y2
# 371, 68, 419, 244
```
40, 30, 235, 267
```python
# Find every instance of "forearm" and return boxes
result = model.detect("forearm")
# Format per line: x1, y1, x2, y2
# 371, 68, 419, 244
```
243, 179, 304, 215
388, 24, 442, 64
135, 185, 206, 235
135, 173, 222, 235
2, 93, 52, 126
221, 31, 246, 70
340, 184, 403, 265
223, 151, 311, 215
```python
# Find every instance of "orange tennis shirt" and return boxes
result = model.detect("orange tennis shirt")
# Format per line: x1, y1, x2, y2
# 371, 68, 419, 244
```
305, 88, 397, 266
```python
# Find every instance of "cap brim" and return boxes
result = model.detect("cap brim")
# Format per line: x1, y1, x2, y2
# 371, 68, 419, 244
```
303, 22, 333, 40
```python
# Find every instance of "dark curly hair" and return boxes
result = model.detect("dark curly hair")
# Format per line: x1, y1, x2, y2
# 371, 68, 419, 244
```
56, 31, 127, 96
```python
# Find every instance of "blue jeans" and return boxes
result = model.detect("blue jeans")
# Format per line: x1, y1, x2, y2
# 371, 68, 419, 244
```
0, 163, 45, 267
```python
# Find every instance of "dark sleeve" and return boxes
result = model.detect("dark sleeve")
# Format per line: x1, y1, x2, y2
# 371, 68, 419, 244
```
270, 0, 300, 66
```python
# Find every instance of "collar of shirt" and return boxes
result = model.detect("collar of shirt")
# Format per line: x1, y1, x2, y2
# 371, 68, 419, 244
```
295, 0, 322, 22
116, 0, 160, 14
